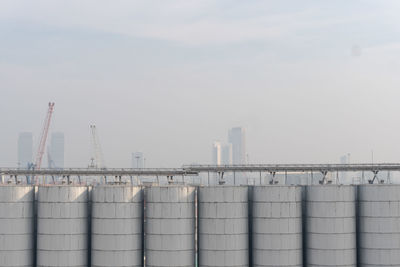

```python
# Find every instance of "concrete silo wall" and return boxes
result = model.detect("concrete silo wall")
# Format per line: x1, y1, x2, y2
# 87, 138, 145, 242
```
0, 185, 35, 267
199, 186, 249, 267
252, 186, 302, 267
37, 186, 88, 267
359, 185, 400, 266
306, 185, 357, 267
91, 186, 143, 267
145, 186, 195, 267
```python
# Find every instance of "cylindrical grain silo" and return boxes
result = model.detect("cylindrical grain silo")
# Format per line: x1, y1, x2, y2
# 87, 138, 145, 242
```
359, 185, 400, 266
199, 186, 249, 267
37, 186, 89, 267
91, 186, 143, 267
252, 186, 302, 267
306, 185, 357, 267
0, 185, 35, 267
145, 186, 195, 267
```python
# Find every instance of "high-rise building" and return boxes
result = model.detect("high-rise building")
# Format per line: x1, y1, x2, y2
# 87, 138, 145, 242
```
212, 142, 221, 165
49, 132, 64, 169
340, 153, 351, 183
132, 152, 144, 168
221, 143, 232, 165
17, 132, 33, 169
228, 127, 246, 164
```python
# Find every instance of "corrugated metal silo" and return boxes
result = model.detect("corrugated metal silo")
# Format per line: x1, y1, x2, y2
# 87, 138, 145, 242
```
145, 186, 195, 267
306, 185, 357, 266
0, 185, 35, 267
199, 186, 249, 267
359, 184, 400, 266
252, 186, 302, 267
37, 185, 89, 267
91, 185, 143, 267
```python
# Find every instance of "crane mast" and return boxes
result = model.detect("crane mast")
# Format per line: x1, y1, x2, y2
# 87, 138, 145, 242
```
90, 125, 106, 169
34, 102, 55, 183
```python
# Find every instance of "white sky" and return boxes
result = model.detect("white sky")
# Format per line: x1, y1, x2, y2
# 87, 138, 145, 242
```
1, 1, 400, 167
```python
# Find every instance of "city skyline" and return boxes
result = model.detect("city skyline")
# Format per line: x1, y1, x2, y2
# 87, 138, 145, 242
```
2, 1, 400, 167
212, 127, 246, 165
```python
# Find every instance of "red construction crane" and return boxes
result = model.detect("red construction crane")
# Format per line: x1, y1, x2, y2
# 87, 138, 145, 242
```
34, 102, 55, 183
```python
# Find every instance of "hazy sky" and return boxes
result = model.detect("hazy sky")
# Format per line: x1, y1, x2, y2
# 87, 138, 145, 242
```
1, 1, 400, 168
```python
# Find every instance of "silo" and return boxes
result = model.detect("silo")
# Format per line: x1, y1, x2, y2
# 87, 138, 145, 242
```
0, 185, 35, 267
91, 186, 143, 267
306, 185, 356, 266
199, 186, 249, 267
145, 186, 195, 267
359, 185, 400, 266
252, 186, 302, 267
37, 186, 89, 267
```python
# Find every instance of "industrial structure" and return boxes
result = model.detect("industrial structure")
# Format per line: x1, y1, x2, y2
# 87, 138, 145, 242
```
1, 183, 400, 266
2, 163, 400, 185
34, 103, 55, 173
89, 125, 106, 169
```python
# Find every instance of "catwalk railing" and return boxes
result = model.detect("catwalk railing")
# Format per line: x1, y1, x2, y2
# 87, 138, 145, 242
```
2, 163, 400, 184
3, 163, 400, 176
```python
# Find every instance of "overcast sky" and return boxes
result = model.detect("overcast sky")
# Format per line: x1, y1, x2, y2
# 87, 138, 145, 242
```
1, 0, 400, 168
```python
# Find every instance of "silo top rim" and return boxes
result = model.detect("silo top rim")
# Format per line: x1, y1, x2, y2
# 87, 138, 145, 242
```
358, 184, 400, 187
38, 185, 88, 188
145, 185, 195, 188
253, 185, 302, 188
0, 184, 34, 188
306, 184, 355, 187
94, 185, 142, 188
199, 185, 249, 188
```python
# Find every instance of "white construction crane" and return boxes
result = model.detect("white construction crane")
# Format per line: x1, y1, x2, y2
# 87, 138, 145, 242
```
89, 125, 106, 169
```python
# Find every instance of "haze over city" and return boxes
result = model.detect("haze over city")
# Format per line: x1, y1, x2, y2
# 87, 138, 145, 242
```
2, 1, 400, 168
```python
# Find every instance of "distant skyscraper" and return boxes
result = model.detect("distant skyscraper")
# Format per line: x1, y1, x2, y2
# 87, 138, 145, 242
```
221, 143, 233, 165
49, 132, 64, 169
212, 142, 221, 165
17, 132, 33, 169
132, 152, 144, 168
340, 155, 348, 164
228, 127, 246, 164
340, 153, 351, 183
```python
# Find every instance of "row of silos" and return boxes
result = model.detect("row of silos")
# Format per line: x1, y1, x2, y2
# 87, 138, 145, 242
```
1, 184, 400, 266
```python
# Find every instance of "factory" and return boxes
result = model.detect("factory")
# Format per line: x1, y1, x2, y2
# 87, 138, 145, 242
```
1, 184, 400, 266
